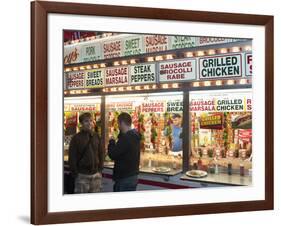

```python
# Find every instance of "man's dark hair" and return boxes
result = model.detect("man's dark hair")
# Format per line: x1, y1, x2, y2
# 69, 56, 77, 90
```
172, 113, 182, 119
118, 112, 132, 126
79, 112, 92, 123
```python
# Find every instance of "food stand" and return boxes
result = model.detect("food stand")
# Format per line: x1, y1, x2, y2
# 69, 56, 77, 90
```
64, 32, 252, 188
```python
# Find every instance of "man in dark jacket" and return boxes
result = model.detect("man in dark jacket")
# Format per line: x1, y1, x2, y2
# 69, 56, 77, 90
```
68, 112, 104, 193
108, 112, 141, 192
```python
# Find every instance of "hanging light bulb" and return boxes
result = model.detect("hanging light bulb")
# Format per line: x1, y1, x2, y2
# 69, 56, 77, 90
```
220, 48, 228, 54
193, 82, 200, 87
155, 56, 164, 61
185, 52, 193, 57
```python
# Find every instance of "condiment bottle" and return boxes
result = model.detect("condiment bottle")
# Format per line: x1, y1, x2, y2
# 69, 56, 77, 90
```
215, 164, 219, 174
198, 159, 202, 170
148, 157, 152, 168
240, 163, 245, 176
193, 162, 198, 170
172, 158, 177, 169
227, 163, 232, 175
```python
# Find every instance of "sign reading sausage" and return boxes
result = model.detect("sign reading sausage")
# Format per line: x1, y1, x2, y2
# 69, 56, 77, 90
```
106, 102, 134, 111
85, 69, 104, 88
103, 39, 122, 59
190, 91, 252, 112
65, 71, 85, 89
141, 101, 165, 113
159, 59, 196, 82
105, 66, 129, 86
69, 104, 100, 112
245, 53, 252, 76
145, 35, 168, 53
199, 54, 242, 79
130, 63, 156, 85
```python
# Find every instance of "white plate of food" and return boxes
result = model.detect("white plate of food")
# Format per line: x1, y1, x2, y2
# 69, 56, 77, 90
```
152, 166, 171, 173
186, 170, 208, 178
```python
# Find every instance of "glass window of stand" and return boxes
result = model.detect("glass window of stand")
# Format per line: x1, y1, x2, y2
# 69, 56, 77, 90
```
104, 92, 183, 175
189, 89, 252, 176
63, 96, 102, 162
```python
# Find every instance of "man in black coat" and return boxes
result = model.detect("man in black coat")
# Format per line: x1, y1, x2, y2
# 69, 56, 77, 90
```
108, 112, 141, 192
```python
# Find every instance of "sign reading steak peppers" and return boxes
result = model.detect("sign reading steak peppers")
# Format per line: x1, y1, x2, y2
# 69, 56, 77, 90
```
130, 63, 156, 85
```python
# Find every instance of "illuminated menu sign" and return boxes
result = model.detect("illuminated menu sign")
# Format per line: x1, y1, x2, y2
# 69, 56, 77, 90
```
199, 54, 242, 79
197, 37, 235, 46
81, 42, 102, 62
166, 100, 183, 112
141, 101, 165, 113
159, 59, 196, 82
103, 39, 122, 59
190, 91, 252, 112
144, 35, 169, 53
245, 53, 252, 76
200, 113, 223, 129
84, 69, 104, 88
69, 104, 100, 112
130, 63, 156, 85
105, 66, 129, 86
169, 36, 196, 49
64, 34, 247, 64
65, 71, 85, 89
64, 46, 81, 65
122, 36, 144, 56
106, 102, 134, 111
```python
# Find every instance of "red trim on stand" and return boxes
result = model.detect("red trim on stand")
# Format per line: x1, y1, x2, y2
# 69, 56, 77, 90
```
102, 173, 193, 189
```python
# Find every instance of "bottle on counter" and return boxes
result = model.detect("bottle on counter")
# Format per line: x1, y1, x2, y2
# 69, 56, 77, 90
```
215, 164, 219, 174
193, 161, 198, 170
148, 157, 152, 168
197, 158, 202, 170
172, 158, 177, 170
240, 163, 245, 176
227, 163, 232, 175
209, 164, 215, 174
